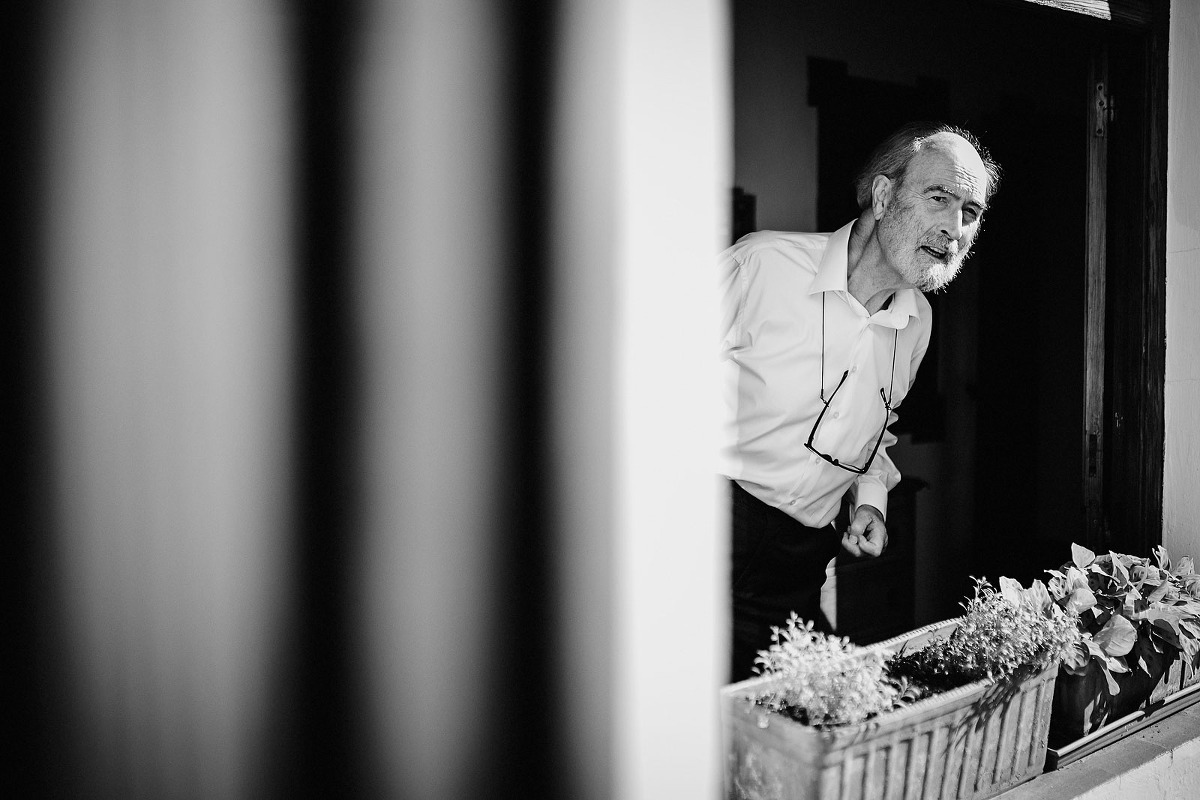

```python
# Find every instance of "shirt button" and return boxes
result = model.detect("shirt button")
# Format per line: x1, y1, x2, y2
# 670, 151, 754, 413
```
833, 411, 841, 419
850, 365, 858, 373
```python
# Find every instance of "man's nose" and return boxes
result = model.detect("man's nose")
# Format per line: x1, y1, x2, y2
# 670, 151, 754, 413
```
941, 209, 964, 241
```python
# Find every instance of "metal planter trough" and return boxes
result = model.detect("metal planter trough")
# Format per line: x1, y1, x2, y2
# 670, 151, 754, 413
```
721, 619, 1058, 800
1046, 647, 1200, 768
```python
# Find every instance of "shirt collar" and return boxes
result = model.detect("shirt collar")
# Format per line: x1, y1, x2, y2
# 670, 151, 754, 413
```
809, 222, 855, 295
809, 220, 922, 326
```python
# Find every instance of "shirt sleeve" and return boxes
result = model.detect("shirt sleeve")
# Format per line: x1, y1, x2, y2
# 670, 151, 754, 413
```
717, 242, 746, 353
851, 311, 932, 519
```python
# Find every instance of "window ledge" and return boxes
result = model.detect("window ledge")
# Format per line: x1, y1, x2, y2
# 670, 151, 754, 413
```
996, 705, 1200, 799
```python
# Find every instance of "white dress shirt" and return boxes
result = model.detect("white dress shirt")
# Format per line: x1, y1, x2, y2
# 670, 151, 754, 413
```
719, 222, 931, 528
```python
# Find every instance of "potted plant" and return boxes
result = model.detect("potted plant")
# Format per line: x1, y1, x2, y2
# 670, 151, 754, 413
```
1045, 543, 1200, 750
722, 576, 1078, 800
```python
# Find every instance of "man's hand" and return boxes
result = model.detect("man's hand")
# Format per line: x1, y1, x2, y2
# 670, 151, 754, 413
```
841, 504, 887, 558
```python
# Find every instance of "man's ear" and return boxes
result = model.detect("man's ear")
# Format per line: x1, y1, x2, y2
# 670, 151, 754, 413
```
871, 175, 892, 220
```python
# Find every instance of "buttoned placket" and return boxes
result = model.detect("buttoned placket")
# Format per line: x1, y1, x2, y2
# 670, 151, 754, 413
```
812, 300, 898, 468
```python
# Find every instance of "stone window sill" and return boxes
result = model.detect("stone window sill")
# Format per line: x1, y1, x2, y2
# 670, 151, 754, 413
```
996, 705, 1200, 799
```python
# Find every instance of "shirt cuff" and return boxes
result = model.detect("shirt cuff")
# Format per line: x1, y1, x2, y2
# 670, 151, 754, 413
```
854, 482, 889, 520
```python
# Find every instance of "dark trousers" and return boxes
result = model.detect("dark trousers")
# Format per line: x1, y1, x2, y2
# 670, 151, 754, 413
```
730, 480, 842, 683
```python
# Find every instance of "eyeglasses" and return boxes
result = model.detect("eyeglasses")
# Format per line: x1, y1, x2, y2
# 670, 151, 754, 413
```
804, 294, 898, 475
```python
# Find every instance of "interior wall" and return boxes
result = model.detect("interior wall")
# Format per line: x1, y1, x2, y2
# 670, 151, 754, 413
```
733, 1, 1080, 234
1165, 0, 1200, 563
733, 0, 1091, 623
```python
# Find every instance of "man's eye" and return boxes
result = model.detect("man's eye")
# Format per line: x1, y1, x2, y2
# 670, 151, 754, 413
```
930, 195, 946, 203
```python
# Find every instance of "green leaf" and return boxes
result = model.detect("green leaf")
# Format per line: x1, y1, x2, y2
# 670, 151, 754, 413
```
1025, 580, 1053, 613
1072, 543, 1096, 568
1061, 642, 1090, 671
1094, 614, 1137, 657
1153, 545, 1171, 571
1111, 555, 1131, 586
1136, 604, 1184, 624
1101, 662, 1122, 694
1183, 638, 1200, 660
1065, 586, 1097, 616
1146, 613, 1184, 649
999, 576, 1022, 607
1145, 579, 1171, 604
1084, 638, 1106, 659
1123, 589, 1147, 617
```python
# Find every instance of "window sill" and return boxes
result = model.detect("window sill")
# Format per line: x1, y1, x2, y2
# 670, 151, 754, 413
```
996, 705, 1200, 799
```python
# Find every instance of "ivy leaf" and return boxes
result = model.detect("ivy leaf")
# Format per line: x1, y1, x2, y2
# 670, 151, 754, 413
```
1101, 659, 1125, 694
1124, 589, 1147, 617
1135, 603, 1183, 624
1061, 642, 1090, 671
1025, 580, 1053, 613
999, 576, 1023, 607
1072, 543, 1096, 569
1106, 654, 1130, 674
1143, 610, 1184, 649
1145, 580, 1171, 604
1065, 586, 1097, 616
1183, 637, 1200, 660
1180, 618, 1200, 640
1111, 554, 1131, 587
1094, 614, 1137, 657
1153, 545, 1171, 571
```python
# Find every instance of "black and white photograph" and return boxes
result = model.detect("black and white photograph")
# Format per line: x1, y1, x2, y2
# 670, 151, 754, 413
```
5, 1, 1199, 798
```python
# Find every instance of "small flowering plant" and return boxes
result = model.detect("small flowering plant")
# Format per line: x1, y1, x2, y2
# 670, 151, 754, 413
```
749, 576, 1078, 728
751, 614, 898, 728
1047, 543, 1200, 695
886, 577, 1081, 701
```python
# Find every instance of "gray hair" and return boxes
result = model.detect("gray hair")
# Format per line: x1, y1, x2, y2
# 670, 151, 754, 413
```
854, 122, 1001, 210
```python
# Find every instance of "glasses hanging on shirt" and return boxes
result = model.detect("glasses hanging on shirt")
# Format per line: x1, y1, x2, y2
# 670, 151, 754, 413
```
804, 294, 899, 475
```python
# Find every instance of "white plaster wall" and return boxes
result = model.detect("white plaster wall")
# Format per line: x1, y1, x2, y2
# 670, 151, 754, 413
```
612, 1, 730, 797
1164, 0, 1200, 563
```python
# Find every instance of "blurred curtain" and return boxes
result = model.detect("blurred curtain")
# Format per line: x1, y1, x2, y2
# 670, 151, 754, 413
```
6, 1, 728, 798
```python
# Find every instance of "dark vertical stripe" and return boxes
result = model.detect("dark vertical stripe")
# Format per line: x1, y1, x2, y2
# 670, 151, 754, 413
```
2, 2, 53, 797
269, 2, 367, 797
484, 1, 567, 798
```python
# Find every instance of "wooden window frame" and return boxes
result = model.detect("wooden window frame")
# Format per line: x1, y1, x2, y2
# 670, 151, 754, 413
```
993, 0, 1168, 554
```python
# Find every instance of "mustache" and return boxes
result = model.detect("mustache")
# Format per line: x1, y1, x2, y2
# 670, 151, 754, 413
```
921, 237, 960, 256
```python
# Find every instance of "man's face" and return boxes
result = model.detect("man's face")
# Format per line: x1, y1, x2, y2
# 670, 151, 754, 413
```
876, 134, 990, 293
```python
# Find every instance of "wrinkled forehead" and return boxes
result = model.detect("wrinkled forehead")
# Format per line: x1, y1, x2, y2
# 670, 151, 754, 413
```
909, 133, 990, 203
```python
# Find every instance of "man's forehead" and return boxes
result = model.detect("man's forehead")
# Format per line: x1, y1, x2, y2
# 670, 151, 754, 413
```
908, 138, 989, 201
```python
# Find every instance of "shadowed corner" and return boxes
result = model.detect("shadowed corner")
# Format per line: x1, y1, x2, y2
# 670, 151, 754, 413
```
2, 1, 53, 796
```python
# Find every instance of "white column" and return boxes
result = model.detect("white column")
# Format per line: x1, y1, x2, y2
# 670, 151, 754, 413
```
610, 1, 731, 797
1164, 0, 1200, 562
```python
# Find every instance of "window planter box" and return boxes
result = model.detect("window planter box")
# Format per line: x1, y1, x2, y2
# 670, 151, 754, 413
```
721, 619, 1058, 800
1046, 646, 1200, 769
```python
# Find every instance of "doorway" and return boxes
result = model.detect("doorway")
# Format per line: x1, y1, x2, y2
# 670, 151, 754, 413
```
732, 0, 1167, 632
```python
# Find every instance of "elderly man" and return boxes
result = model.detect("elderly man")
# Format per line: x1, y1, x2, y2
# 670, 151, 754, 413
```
720, 122, 1001, 681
